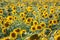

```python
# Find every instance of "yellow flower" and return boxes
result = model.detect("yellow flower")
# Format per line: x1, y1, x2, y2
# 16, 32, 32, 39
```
10, 32, 17, 39
30, 25, 36, 32
10, 3, 15, 8
13, 28, 21, 34
16, 2, 21, 6
20, 12, 26, 18
3, 37, 10, 40
48, 20, 53, 25
50, 9, 55, 14
11, 10, 16, 15
52, 19, 58, 25
38, 31, 46, 37
6, 16, 13, 21
21, 17, 26, 22
38, 6, 42, 11
48, 14, 53, 19
1, 26, 5, 29
43, 12, 49, 18
20, 29, 26, 37
32, 11, 37, 16
0, 9, 3, 15
50, 6, 55, 14
54, 30, 60, 36
2, 28, 7, 34
48, 24, 52, 28
26, 6, 33, 12
6, 16, 13, 23
25, 17, 33, 25
12, 6, 16, 11
0, 16, 3, 20
13, 16, 17, 20
53, 14, 58, 19
3, 21, 10, 28
36, 25, 42, 30
40, 22, 46, 28
27, 34, 39, 40
43, 5, 48, 10
54, 35, 60, 40
32, 20, 38, 26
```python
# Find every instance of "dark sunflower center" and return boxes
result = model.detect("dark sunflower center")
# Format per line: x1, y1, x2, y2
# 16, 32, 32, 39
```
15, 29, 20, 32
37, 26, 41, 29
57, 36, 60, 40
50, 21, 52, 24
5, 39, 10, 40
53, 21, 56, 23
32, 27, 35, 30
5, 23, 9, 27
49, 15, 52, 18
41, 24, 44, 26
11, 33, 16, 37
30, 34, 39, 40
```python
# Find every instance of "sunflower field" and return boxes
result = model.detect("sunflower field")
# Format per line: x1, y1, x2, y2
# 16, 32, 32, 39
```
0, 0, 60, 40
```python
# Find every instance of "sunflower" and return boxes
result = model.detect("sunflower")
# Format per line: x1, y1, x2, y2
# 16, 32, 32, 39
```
6, 16, 13, 21
10, 3, 15, 8
36, 25, 42, 30
21, 17, 26, 22
0, 9, 3, 15
38, 6, 42, 11
20, 29, 26, 37
53, 14, 58, 19
2, 28, 7, 34
11, 10, 16, 15
43, 12, 49, 18
38, 31, 46, 37
48, 14, 53, 19
11, 6, 16, 11
50, 6, 55, 14
40, 22, 46, 28
4, 22, 10, 28
54, 30, 60, 36
13, 16, 17, 20
43, 5, 48, 10
54, 35, 60, 40
50, 9, 55, 14
20, 12, 26, 18
32, 11, 37, 16
0, 16, 3, 20
1, 26, 5, 29
52, 19, 58, 25
29, 34, 40, 40
48, 24, 52, 29
3, 37, 10, 40
16, 2, 21, 6
48, 20, 53, 25
10, 32, 17, 39
25, 17, 33, 25
0, 16, 3, 24
32, 20, 38, 26
13, 28, 21, 34
6, 16, 13, 23
26, 6, 33, 12
30, 25, 36, 32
